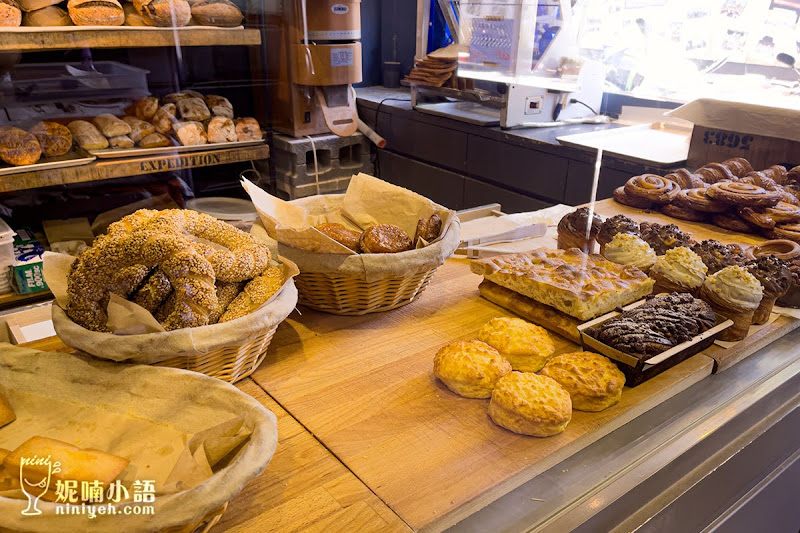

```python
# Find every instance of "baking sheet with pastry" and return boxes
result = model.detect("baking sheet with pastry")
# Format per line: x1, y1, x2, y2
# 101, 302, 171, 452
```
89, 138, 264, 158
0, 345, 277, 532
0, 25, 244, 31
0, 147, 94, 176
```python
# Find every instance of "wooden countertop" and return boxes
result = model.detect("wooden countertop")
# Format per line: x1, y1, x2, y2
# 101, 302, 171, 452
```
21, 336, 411, 533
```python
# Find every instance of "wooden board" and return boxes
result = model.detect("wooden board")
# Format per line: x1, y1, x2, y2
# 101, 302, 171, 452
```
0, 144, 269, 193
250, 259, 714, 532
0, 28, 261, 52
20, 337, 411, 533
591, 198, 800, 372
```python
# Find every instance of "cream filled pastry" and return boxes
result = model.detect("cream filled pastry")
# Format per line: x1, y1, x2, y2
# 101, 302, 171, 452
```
603, 233, 657, 272
701, 265, 763, 341
650, 246, 707, 295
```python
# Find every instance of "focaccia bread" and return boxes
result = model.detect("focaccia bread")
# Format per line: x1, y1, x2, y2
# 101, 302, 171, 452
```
68, 120, 108, 150
0, 389, 14, 428
470, 248, 654, 321
92, 113, 131, 137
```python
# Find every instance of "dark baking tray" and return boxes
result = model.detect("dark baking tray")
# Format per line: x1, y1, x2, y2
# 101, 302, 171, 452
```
578, 300, 733, 387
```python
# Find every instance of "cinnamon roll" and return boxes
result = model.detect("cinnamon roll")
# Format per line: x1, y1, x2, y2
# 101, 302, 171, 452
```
623, 174, 681, 204
707, 181, 782, 207
613, 186, 653, 209
675, 187, 729, 213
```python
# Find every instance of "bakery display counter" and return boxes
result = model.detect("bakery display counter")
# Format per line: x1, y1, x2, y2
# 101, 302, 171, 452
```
0, 27, 262, 52
0, 143, 269, 193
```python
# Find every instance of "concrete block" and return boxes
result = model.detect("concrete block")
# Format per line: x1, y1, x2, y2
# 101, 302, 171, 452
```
275, 158, 373, 187
276, 176, 353, 199
272, 132, 372, 167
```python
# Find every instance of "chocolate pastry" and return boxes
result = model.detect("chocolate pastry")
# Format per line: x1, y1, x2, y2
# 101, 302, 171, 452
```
557, 206, 602, 253
315, 222, 362, 252
359, 224, 413, 254
596, 214, 639, 248
639, 222, 692, 255
414, 214, 443, 245
778, 260, 800, 308
586, 293, 716, 358
746, 256, 792, 323
691, 239, 747, 274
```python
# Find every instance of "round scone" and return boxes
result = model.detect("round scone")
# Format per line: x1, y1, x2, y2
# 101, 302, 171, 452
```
433, 340, 511, 399
488, 372, 572, 437
539, 352, 625, 412
477, 317, 555, 372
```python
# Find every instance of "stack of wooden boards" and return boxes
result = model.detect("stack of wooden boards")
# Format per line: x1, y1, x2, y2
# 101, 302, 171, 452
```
402, 44, 475, 90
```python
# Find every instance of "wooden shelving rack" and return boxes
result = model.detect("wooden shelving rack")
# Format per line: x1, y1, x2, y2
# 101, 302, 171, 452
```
0, 28, 262, 51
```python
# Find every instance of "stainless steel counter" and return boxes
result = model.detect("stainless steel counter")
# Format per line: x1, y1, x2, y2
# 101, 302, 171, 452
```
449, 328, 800, 532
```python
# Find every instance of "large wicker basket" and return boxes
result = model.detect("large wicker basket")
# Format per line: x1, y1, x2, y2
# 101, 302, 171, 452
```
51, 279, 298, 383
258, 194, 461, 315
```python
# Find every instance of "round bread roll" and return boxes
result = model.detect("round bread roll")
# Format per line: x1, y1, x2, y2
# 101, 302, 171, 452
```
134, 0, 190, 26
0, 126, 41, 166
23, 4, 72, 25
0, 0, 21, 26
359, 224, 413, 253
488, 372, 572, 437
478, 317, 555, 372
433, 340, 511, 399
190, 0, 242, 27
67, 0, 124, 26
29, 121, 72, 157
539, 352, 625, 412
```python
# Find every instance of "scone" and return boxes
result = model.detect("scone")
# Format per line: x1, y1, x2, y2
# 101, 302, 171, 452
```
488, 372, 572, 437
539, 352, 625, 412
477, 317, 555, 372
433, 340, 511, 399
0, 389, 14, 428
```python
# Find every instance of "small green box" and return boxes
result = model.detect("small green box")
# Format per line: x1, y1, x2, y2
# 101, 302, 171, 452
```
10, 228, 48, 295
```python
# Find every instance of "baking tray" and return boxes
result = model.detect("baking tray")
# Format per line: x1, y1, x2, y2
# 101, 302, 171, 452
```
89, 138, 265, 158
0, 25, 244, 32
578, 299, 732, 386
0, 147, 95, 177
557, 122, 691, 166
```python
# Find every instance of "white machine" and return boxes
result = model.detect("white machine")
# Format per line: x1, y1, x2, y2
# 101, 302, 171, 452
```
413, 0, 605, 128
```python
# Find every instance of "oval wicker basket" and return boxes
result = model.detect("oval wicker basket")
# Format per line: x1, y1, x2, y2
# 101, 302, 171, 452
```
263, 194, 461, 315
51, 279, 298, 384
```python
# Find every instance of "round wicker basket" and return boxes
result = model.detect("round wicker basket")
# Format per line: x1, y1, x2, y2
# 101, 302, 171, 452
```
260, 194, 461, 315
52, 279, 298, 384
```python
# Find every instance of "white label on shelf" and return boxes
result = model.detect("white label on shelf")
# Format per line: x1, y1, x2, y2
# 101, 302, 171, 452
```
332, 4, 349, 14
330, 48, 354, 67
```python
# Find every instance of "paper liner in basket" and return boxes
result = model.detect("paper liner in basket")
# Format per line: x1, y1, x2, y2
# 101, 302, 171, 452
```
242, 172, 456, 254
0, 346, 277, 533
43, 251, 299, 364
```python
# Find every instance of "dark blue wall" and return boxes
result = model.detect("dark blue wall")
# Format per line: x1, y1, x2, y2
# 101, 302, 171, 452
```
358, 0, 417, 87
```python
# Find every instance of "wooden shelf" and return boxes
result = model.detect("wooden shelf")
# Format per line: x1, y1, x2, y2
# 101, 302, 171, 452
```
0, 28, 262, 51
0, 290, 52, 311
0, 143, 269, 192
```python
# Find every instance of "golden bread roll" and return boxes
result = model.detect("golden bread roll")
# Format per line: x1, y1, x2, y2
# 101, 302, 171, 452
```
206, 116, 236, 143
18, 0, 58, 11
488, 372, 572, 437
359, 224, 413, 253
0, 389, 15, 428
107, 134, 134, 149
3, 436, 129, 494
0, 448, 20, 491
92, 113, 131, 137
122, 115, 155, 143
315, 222, 361, 252
134, 0, 190, 26
219, 266, 284, 322
29, 121, 72, 157
0, 0, 21, 26
173, 121, 207, 146
23, 4, 71, 25
477, 317, 555, 372
152, 103, 177, 134
67, 0, 124, 26
161, 92, 193, 105
134, 96, 159, 121
67, 120, 108, 150
0, 126, 41, 166
234, 117, 263, 141
138, 132, 171, 148
205, 94, 233, 118
539, 351, 625, 412
176, 97, 210, 121
208, 280, 244, 324
190, 0, 242, 27
433, 340, 512, 399
123, 2, 145, 25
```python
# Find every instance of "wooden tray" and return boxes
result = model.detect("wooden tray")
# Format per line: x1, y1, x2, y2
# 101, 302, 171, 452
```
89, 139, 265, 159
250, 259, 715, 532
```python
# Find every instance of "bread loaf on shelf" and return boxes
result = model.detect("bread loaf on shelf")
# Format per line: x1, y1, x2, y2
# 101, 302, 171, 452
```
23, 4, 71, 25
18, 0, 59, 11
134, 0, 190, 27
234, 117, 262, 141
152, 103, 177, 134
107, 134, 134, 149
29, 121, 72, 157
191, 0, 242, 27
122, 116, 156, 143
67, 0, 124, 26
134, 96, 159, 121
138, 132, 171, 148
205, 94, 233, 118
0, 0, 22, 26
0, 126, 41, 166
92, 114, 132, 137
207, 116, 236, 143
68, 120, 109, 150
176, 97, 211, 121
173, 121, 207, 146
123, 2, 145, 25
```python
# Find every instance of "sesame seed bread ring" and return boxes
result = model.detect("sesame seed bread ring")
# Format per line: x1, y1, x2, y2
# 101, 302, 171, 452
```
219, 266, 285, 323
67, 231, 218, 332
108, 209, 271, 282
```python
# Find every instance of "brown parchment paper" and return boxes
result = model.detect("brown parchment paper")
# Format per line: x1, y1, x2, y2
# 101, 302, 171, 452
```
243, 173, 457, 255
44, 251, 299, 363
0, 346, 277, 532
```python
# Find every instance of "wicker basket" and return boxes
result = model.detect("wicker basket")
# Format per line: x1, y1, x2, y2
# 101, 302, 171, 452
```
261, 194, 461, 315
51, 279, 298, 384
